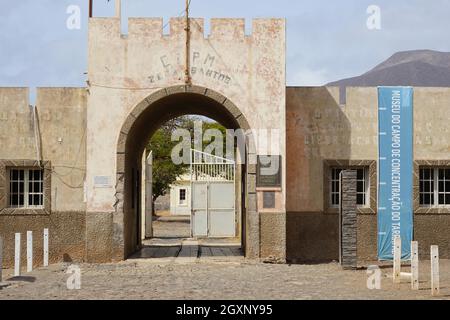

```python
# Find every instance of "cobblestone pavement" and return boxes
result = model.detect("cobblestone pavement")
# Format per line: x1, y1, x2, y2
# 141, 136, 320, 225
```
1, 219, 448, 300
1, 258, 449, 300
152, 216, 191, 239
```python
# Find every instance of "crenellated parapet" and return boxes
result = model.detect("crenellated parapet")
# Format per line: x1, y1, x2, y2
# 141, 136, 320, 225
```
85, 16, 287, 233
88, 17, 284, 41
87, 17, 286, 93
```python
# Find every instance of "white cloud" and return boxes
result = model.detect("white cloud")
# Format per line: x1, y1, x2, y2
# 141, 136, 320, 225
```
288, 67, 330, 87
1, 1, 450, 88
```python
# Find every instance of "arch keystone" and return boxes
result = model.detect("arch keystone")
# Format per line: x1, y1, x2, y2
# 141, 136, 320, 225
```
186, 85, 207, 95
166, 85, 187, 95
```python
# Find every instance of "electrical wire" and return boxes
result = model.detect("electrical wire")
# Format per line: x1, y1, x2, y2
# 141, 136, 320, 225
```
50, 169, 85, 189
89, 83, 166, 90
48, 124, 87, 189
88, 1, 195, 91
162, 0, 192, 31
189, 18, 249, 100
50, 126, 87, 178
32, 105, 43, 167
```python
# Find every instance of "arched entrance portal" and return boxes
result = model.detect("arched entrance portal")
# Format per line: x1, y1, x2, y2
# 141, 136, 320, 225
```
114, 85, 257, 260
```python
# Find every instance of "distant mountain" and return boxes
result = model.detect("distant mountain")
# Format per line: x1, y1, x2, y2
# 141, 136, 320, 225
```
327, 50, 450, 87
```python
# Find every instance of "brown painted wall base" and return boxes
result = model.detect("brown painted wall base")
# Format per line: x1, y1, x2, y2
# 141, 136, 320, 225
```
288, 212, 450, 264
260, 212, 286, 263
85, 212, 114, 263
2, 211, 447, 268
286, 212, 339, 264
358, 214, 450, 262
415, 214, 450, 259
356, 215, 377, 262
0, 211, 86, 268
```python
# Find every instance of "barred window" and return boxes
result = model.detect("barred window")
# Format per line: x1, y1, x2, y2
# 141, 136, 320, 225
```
420, 168, 450, 206
9, 169, 44, 208
330, 168, 368, 207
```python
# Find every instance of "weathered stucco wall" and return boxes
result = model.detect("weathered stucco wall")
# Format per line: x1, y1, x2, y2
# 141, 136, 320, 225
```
286, 86, 450, 263
85, 17, 286, 261
1, 23, 449, 267
86, 17, 286, 211
0, 87, 87, 267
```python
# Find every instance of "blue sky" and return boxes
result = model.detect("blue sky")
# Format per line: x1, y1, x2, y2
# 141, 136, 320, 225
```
1, 0, 450, 92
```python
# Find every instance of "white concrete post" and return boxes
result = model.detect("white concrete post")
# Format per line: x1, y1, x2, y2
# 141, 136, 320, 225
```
411, 241, 419, 290
43, 228, 49, 267
0, 237, 3, 282
393, 236, 401, 284
431, 245, 440, 296
14, 233, 21, 277
115, 0, 121, 19
27, 231, 33, 272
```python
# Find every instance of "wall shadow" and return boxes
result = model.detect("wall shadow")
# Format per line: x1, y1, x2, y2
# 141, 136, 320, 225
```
285, 87, 352, 264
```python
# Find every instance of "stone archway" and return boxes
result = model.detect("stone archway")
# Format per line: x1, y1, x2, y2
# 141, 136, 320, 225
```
113, 85, 259, 261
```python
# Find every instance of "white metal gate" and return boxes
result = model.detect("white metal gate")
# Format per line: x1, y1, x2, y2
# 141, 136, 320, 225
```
190, 149, 236, 238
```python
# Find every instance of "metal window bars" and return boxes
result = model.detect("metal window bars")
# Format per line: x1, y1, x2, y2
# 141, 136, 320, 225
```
9, 169, 44, 208
190, 149, 235, 182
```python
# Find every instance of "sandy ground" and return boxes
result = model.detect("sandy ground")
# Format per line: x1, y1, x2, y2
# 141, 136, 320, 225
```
1, 219, 448, 300
1, 258, 449, 300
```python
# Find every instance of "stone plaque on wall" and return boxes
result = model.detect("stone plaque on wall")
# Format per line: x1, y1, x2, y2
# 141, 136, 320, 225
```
256, 155, 282, 188
94, 176, 112, 188
263, 191, 276, 209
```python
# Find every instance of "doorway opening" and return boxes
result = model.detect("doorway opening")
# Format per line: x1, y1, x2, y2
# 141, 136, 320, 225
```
115, 87, 257, 261
138, 116, 242, 260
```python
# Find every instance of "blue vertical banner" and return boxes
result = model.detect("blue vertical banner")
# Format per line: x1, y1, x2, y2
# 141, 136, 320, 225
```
378, 87, 414, 260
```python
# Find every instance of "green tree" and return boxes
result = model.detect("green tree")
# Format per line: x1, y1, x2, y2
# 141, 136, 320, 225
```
147, 116, 228, 214
146, 117, 189, 213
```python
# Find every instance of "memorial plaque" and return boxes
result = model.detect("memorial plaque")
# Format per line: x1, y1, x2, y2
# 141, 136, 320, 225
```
256, 155, 282, 188
263, 191, 276, 209
94, 176, 112, 188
